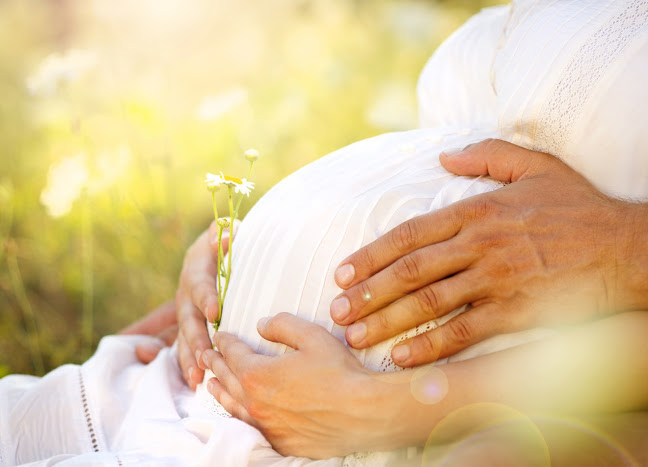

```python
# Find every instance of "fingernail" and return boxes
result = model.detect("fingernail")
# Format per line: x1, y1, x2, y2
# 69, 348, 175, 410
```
346, 322, 367, 345
195, 350, 204, 369
257, 317, 269, 331
392, 345, 410, 363
440, 147, 463, 157
202, 352, 210, 367
335, 264, 355, 287
330, 296, 351, 321
188, 367, 195, 382
207, 379, 215, 393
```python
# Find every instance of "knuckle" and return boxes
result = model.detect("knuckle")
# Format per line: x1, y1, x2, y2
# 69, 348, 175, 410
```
391, 221, 418, 253
238, 368, 257, 392
466, 197, 502, 222
357, 281, 374, 304
272, 312, 291, 329
417, 332, 436, 359
245, 400, 266, 421
393, 254, 421, 284
239, 367, 264, 396
447, 318, 473, 345
356, 246, 378, 275
415, 286, 442, 318
376, 309, 393, 332
479, 138, 507, 155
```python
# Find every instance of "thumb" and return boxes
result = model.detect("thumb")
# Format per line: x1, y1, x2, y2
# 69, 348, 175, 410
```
440, 139, 553, 183
256, 312, 330, 350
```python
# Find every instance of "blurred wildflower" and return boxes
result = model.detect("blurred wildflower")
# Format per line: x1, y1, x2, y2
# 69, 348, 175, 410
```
219, 173, 243, 187
234, 179, 254, 196
216, 217, 231, 229
26, 50, 97, 97
94, 145, 132, 192
244, 148, 259, 162
40, 153, 89, 218
196, 87, 248, 121
207, 172, 255, 196
204, 172, 223, 191
206, 152, 258, 330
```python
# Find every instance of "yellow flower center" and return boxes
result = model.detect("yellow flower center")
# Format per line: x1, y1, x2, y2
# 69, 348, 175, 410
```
223, 175, 243, 184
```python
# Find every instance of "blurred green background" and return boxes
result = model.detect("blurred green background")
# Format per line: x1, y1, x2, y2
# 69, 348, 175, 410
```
0, 0, 499, 377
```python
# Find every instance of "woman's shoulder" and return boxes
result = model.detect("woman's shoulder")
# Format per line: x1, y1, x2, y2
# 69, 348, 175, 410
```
417, 5, 510, 129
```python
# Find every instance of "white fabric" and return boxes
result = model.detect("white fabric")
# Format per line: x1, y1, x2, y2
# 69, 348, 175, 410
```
2, 1, 648, 465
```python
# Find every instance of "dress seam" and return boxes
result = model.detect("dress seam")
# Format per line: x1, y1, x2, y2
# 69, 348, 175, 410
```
78, 368, 100, 453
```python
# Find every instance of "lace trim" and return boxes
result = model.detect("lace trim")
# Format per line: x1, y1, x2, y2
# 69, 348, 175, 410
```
537, 1, 648, 156
377, 320, 439, 373
197, 372, 233, 419
78, 369, 100, 453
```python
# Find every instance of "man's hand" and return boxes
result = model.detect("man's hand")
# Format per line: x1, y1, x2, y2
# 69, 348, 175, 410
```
202, 313, 401, 459
330, 139, 648, 367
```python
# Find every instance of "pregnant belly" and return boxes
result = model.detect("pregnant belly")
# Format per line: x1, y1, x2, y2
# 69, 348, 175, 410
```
213, 127, 505, 372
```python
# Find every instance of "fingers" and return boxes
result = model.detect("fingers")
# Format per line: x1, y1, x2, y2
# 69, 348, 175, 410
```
212, 332, 261, 376
344, 270, 487, 349
178, 330, 205, 389
176, 298, 212, 380
134, 323, 179, 364
334, 208, 464, 289
331, 240, 475, 326
188, 275, 221, 323
118, 300, 176, 336
256, 312, 331, 350
206, 377, 255, 425
440, 139, 555, 183
390, 304, 507, 367
134, 339, 165, 364
201, 348, 252, 418
156, 323, 179, 346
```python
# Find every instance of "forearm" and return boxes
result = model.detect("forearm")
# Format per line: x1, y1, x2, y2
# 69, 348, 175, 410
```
375, 311, 648, 448
617, 202, 648, 311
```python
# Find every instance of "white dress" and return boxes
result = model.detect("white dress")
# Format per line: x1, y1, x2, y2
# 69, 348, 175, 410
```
2, 1, 647, 465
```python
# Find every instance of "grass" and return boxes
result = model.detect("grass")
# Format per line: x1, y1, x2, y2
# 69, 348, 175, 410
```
0, 0, 500, 377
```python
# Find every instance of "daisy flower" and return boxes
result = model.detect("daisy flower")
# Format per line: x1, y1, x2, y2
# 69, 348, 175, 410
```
204, 172, 224, 191
234, 179, 255, 196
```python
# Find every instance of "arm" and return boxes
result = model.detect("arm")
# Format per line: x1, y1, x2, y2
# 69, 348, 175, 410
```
386, 311, 648, 448
203, 311, 648, 459
331, 139, 648, 366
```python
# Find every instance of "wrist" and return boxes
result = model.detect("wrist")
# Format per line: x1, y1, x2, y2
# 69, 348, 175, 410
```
614, 201, 648, 311
363, 367, 452, 450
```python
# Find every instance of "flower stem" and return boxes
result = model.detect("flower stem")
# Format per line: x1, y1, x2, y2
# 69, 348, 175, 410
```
223, 187, 234, 300
211, 191, 219, 221
215, 224, 224, 330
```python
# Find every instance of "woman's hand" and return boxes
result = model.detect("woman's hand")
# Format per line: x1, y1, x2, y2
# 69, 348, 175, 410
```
175, 220, 237, 389
119, 300, 178, 363
203, 311, 648, 460
201, 313, 405, 459
124, 221, 236, 389
331, 139, 648, 367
